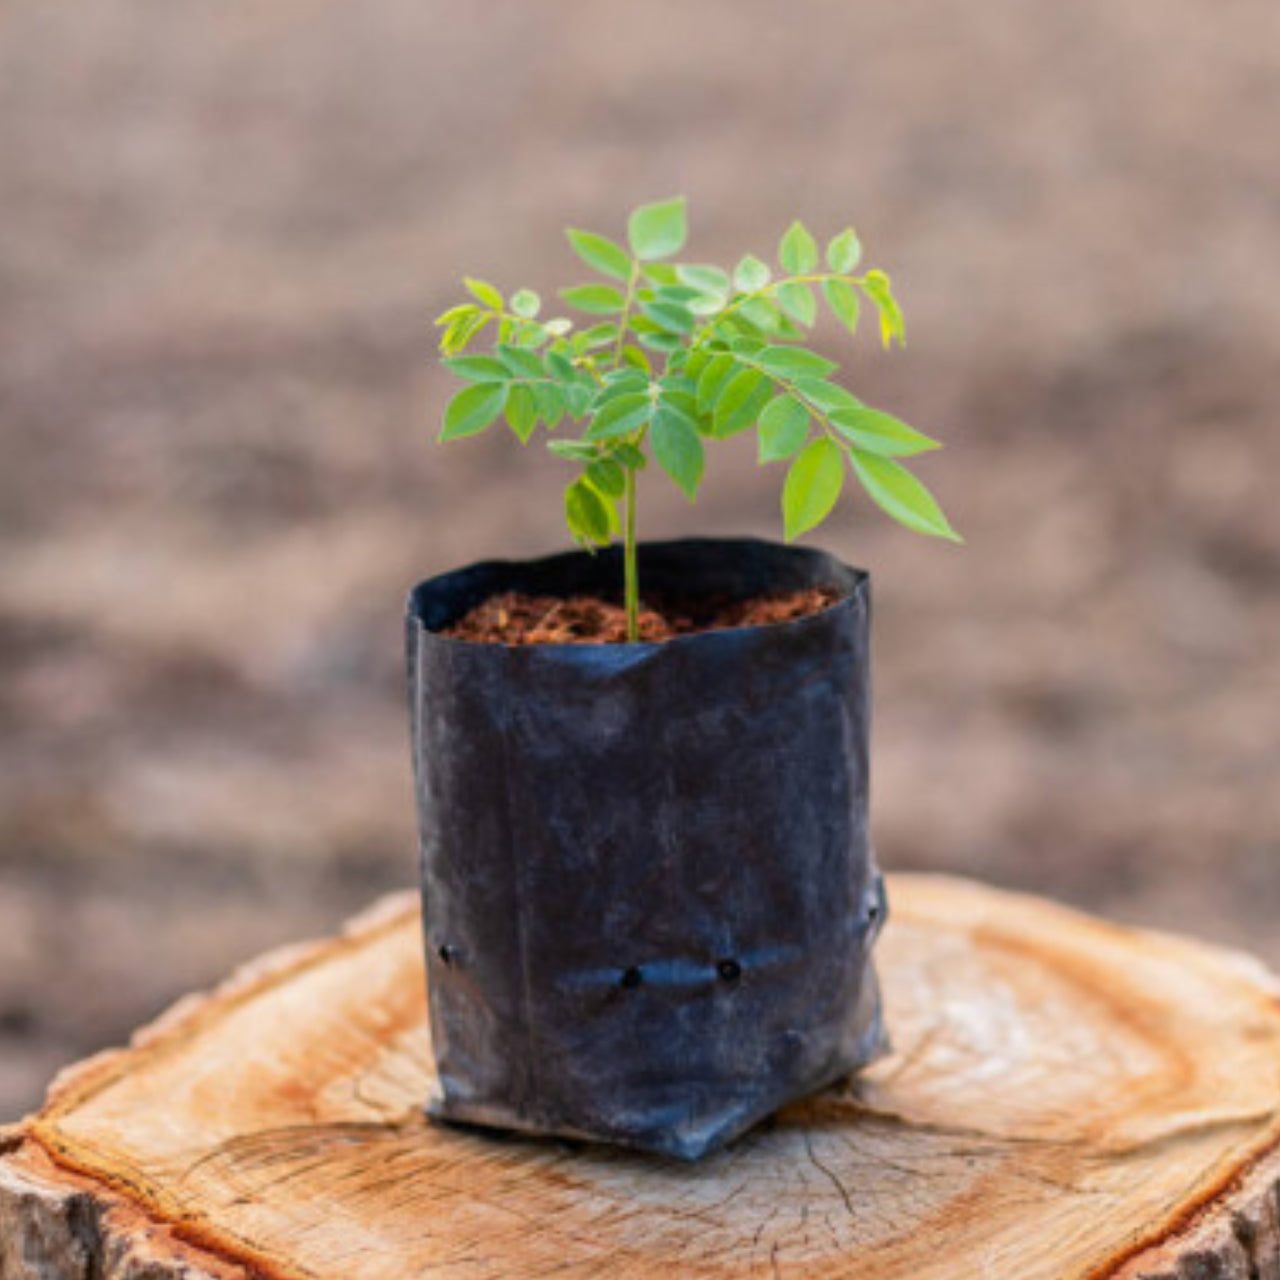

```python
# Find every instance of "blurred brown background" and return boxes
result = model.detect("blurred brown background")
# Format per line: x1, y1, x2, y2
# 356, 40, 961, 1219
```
2, 1, 1279, 1120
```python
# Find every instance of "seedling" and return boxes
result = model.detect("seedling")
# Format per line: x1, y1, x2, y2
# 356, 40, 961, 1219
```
433, 197, 958, 641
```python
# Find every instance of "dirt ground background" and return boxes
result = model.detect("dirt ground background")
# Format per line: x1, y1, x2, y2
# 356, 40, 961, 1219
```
2, 2, 1279, 1121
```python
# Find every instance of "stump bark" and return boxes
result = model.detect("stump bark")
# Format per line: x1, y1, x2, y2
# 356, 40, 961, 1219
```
4, 875, 1280, 1280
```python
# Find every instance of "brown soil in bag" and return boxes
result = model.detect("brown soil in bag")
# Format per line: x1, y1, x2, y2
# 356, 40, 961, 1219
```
442, 585, 841, 644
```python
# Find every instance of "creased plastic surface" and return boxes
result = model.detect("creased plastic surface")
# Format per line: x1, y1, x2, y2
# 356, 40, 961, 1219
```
406, 537, 886, 1161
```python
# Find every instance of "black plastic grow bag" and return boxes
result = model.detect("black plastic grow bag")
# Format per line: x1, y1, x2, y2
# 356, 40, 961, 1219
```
406, 537, 886, 1161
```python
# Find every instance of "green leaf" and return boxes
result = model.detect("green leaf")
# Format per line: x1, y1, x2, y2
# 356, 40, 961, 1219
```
718, 377, 773, 438
532, 382, 567, 428
861, 269, 906, 347
565, 383, 594, 417
822, 278, 860, 334
651, 407, 705, 500
713, 368, 768, 437
757, 394, 811, 462
734, 254, 771, 292
510, 289, 541, 318
794, 377, 862, 417
826, 228, 862, 274
683, 348, 710, 382
779, 220, 818, 274
634, 328, 684, 353
611, 442, 647, 470
677, 264, 731, 296
579, 322, 619, 349
505, 384, 538, 442
752, 345, 837, 379
559, 284, 626, 315
640, 299, 696, 334
564, 478, 613, 546
434, 303, 478, 328
695, 353, 737, 411
512, 322, 549, 348
565, 228, 632, 282
464, 278, 504, 310
627, 197, 688, 261
782, 438, 844, 540
653, 284, 702, 304
847, 449, 960, 540
659, 386, 699, 424
440, 309, 488, 354
617, 345, 649, 373
497, 344, 544, 379
830, 407, 941, 457
545, 350, 575, 380
586, 457, 626, 498
586, 391, 654, 440
776, 281, 816, 326
443, 355, 510, 382
737, 297, 785, 335
440, 383, 507, 441
547, 439, 599, 462
641, 262, 680, 286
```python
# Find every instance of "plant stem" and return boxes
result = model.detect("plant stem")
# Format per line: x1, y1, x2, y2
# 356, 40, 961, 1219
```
624, 463, 639, 642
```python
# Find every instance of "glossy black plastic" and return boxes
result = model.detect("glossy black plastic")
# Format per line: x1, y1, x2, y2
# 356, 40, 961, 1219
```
406, 537, 886, 1160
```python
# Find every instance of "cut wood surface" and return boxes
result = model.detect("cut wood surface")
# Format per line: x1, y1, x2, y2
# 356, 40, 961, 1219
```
4, 875, 1280, 1280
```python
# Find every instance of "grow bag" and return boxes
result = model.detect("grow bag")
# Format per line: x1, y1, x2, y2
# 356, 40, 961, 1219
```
406, 537, 886, 1161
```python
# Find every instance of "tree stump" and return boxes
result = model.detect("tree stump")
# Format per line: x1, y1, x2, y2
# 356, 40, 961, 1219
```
4, 876, 1280, 1280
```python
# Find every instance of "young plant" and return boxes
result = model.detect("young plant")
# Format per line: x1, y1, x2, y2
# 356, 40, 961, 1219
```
433, 197, 958, 641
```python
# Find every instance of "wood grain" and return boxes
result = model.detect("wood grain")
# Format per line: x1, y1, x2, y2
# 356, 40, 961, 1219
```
4, 875, 1280, 1280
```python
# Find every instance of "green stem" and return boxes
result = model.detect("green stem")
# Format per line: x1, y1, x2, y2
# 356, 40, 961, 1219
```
624, 464, 639, 642
613, 260, 641, 370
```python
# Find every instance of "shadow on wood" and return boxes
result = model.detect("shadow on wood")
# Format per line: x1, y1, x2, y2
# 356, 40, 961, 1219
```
3, 876, 1280, 1279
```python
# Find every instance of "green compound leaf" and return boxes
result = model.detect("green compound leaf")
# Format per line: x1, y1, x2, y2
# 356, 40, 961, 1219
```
627, 197, 688, 261
779, 220, 818, 274
776, 281, 816, 326
782, 438, 844, 541
510, 289, 541, 319
830, 407, 942, 457
752, 345, 837, 379
651, 406, 705, 500
464, 278, 504, 310
826, 228, 862, 273
822, 278, 860, 335
441, 382, 508, 441
443, 355, 510, 382
757, 394, 811, 462
564, 478, 613, 546
505, 384, 538, 443
847, 448, 961, 541
565, 229, 632, 282
559, 284, 626, 315
734, 254, 771, 292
